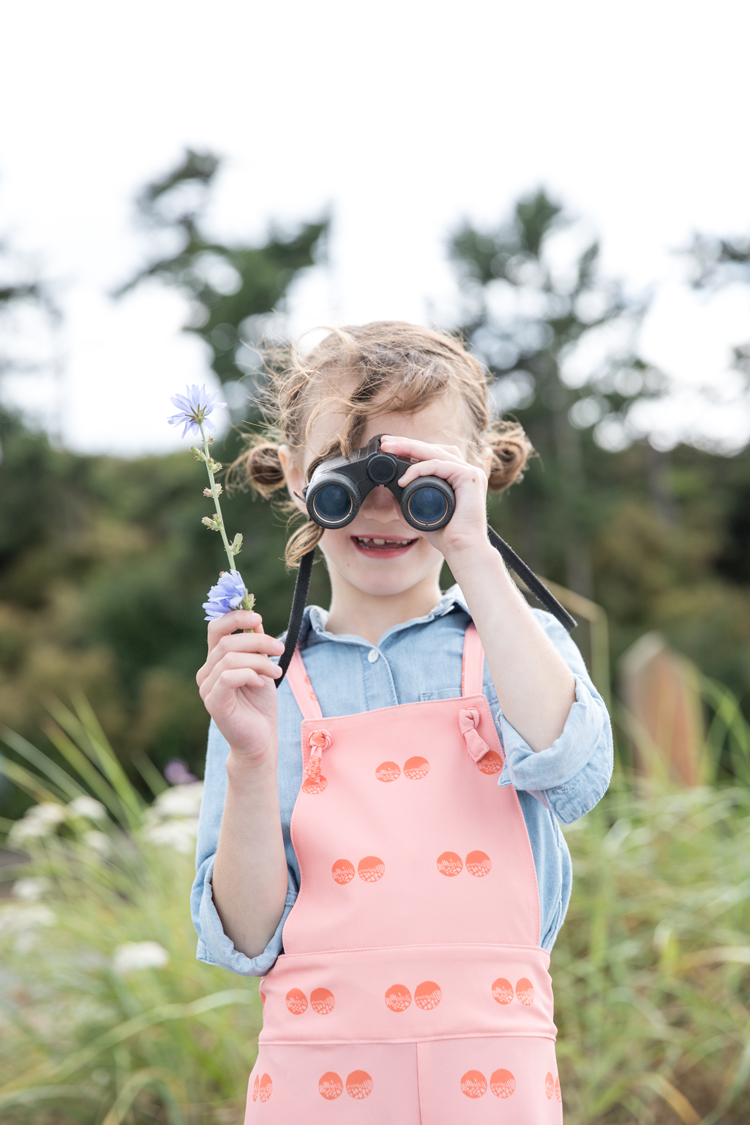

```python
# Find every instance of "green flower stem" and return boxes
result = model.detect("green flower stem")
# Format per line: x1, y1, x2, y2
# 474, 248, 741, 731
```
199, 424, 235, 568
199, 424, 254, 614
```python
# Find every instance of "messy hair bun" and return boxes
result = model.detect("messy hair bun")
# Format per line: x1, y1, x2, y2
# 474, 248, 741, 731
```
238, 441, 286, 499
232, 322, 534, 566
486, 423, 534, 492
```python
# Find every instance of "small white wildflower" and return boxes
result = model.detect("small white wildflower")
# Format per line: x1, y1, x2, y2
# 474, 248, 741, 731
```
113, 941, 170, 974
151, 782, 204, 819
0, 902, 55, 953
83, 830, 112, 856
12, 876, 51, 902
142, 819, 198, 855
68, 795, 108, 821
8, 803, 66, 846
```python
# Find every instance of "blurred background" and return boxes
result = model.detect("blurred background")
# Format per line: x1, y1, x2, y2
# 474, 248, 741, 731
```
1, 2, 750, 1123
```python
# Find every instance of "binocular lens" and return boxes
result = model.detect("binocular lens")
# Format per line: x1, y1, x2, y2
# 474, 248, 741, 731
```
406, 485, 449, 527
312, 484, 353, 524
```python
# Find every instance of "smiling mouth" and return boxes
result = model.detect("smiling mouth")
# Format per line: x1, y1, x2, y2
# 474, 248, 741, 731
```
352, 536, 418, 553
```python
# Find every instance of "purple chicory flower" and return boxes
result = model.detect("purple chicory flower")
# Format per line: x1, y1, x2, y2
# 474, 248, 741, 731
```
164, 758, 198, 785
203, 569, 250, 620
168, 384, 226, 438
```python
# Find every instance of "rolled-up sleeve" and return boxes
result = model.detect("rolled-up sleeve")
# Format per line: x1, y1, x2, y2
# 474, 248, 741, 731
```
493, 611, 614, 824
193, 854, 296, 976
190, 720, 297, 976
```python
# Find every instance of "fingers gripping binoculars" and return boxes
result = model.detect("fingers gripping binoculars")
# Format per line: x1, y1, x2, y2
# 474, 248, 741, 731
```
303, 435, 456, 531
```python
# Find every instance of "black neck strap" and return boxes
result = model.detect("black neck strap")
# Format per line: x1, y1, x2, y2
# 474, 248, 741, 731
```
275, 524, 576, 687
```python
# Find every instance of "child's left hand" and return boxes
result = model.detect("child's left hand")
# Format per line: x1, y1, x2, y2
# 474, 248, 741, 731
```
379, 435, 491, 562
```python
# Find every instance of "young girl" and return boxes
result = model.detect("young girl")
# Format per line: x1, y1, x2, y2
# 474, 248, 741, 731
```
192, 322, 613, 1122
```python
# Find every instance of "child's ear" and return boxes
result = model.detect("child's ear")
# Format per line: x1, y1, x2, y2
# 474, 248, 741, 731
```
278, 445, 307, 514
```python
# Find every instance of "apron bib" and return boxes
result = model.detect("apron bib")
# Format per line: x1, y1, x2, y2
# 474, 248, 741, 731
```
245, 626, 563, 1122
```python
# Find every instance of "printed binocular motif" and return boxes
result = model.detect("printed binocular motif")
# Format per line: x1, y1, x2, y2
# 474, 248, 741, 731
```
303, 435, 456, 531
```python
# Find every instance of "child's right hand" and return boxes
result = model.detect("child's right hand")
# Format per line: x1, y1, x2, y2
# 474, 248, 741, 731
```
196, 610, 285, 762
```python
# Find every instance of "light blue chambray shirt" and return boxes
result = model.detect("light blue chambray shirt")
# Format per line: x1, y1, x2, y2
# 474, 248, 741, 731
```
192, 587, 613, 976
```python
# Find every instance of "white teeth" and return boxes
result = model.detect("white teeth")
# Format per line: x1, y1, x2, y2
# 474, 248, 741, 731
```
356, 537, 411, 547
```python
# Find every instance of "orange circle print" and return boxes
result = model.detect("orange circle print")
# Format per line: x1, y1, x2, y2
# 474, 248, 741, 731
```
490, 1069, 516, 1098
460, 1070, 487, 1098
346, 1070, 373, 1099
404, 756, 430, 779
555, 1075, 562, 1102
302, 775, 327, 795
515, 977, 534, 1005
375, 761, 401, 782
319, 1072, 343, 1100
252, 1074, 259, 1102
466, 850, 492, 877
332, 858, 355, 884
414, 981, 442, 1010
285, 988, 308, 1014
259, 988, 266, 1005
358, 856, 385, 882
385, 983, 412, 1012
310, 987, 335, 1014
258, 1074, 273, 1102
491, 977, 514, 1005
477, 750, 502, 775
437, 851, 463, 876
545, 1072, 554, 1100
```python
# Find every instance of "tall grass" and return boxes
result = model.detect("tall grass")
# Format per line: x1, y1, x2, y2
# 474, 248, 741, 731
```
556, 782, 750, 1124
2, 702, 750, 1123
0, 699, 260, 1125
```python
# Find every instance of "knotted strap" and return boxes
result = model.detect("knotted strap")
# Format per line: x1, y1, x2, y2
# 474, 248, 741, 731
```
459, 707, 492, 763
305, 729, 332, 780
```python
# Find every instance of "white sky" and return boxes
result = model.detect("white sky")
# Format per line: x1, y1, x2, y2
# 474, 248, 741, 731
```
1, 0, 749, 455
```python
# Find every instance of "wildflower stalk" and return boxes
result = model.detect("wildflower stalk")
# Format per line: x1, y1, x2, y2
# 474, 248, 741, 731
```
197, 423, 254, 614
168, 384, 255, 622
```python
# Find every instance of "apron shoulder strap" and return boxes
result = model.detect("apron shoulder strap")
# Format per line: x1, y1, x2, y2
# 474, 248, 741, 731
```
461, 623, 486, 697
285, 648, 324, 721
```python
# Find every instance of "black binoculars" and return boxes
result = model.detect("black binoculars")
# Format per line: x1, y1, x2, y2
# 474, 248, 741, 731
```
303, 435, 456, 531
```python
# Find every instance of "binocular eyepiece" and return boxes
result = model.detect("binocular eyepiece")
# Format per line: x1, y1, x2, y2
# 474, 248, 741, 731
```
303, 435, 456, 532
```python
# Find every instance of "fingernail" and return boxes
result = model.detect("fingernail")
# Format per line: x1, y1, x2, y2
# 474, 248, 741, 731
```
273, 640, 285, 653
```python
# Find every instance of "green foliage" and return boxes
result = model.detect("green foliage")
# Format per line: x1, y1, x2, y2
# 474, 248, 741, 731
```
0, 701, 259, 1124
115, 148, 328, 393
555, 784, 750, 1124
0, 406, 330, 817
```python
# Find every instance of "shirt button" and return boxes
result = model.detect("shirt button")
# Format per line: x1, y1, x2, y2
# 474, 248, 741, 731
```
367, 649, 380, 663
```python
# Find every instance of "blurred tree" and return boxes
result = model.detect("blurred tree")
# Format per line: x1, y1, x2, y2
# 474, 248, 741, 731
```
684, 228, 750, 584
449, 192, 750, 720
115, 148, 328, 410
0, 220, 59, 449
449, 189, 668, 598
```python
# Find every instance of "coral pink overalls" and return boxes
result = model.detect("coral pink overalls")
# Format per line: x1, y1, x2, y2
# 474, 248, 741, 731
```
245, 625, 563, 1122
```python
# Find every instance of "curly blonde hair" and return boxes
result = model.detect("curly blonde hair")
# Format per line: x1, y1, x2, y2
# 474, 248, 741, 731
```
232, 321, 534, 566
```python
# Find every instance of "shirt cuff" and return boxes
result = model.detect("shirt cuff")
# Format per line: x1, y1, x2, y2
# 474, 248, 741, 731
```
195, 857, 297, 976
495, 674, 613, 823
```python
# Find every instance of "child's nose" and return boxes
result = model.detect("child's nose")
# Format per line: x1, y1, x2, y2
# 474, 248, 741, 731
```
361, 485, 400, 517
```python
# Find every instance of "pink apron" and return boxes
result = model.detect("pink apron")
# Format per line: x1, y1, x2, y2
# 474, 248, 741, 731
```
244, 625, 563, 1122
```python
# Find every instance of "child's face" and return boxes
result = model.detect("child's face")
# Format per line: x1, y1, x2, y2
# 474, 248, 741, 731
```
283, 394, 474, 600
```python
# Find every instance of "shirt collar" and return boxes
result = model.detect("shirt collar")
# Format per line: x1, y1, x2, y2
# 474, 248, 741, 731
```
298, 584, 468, 649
